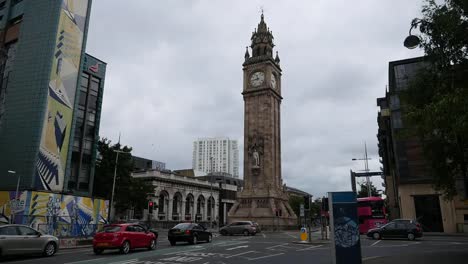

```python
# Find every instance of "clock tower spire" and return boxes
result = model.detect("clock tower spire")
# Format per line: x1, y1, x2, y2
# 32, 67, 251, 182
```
229, 13, 297, 229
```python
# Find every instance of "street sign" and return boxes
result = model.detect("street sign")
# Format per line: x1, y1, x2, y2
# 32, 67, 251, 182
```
300, 227, 308, 241
328, 192, 362, 264
300, 204, 304, 217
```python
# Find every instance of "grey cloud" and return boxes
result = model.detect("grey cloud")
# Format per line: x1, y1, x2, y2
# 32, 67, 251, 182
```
86, 0, 424, 196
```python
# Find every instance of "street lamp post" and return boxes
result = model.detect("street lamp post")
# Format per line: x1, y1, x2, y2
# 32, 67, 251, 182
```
108, 149, 130, 223
352, 143, 372, 197
8, 170, 17, 224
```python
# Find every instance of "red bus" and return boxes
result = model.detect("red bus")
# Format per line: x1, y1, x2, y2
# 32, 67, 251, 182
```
357, 197, 387, 234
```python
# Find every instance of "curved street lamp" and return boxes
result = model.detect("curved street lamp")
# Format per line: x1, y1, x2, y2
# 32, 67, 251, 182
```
404, 19, 422, 49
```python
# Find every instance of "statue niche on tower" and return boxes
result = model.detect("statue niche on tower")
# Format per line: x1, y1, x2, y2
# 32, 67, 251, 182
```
248, 134, 264, 175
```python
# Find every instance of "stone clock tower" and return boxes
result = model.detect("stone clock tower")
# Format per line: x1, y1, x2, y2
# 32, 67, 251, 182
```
228, 14, 297, 228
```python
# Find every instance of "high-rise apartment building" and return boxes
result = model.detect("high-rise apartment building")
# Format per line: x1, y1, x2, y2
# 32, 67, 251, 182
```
0, 0, 104, 197
192, 138, 239, 178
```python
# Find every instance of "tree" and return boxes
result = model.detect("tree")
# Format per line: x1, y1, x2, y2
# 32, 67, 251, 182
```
357, 182, 381, 198
403, 0, 468, 199
94, 138, 153, 218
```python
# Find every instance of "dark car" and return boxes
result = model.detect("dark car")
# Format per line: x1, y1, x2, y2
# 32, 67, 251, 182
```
168, 223, 212, 246
367, 219, 423, 241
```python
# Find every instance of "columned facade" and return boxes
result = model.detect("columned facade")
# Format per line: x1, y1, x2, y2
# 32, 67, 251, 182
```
132, 170, 221, 225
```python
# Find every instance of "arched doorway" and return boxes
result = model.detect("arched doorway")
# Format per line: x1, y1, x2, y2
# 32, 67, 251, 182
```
172, 192, 183, 221
207, 196, 216, 222
185, 194, 194, 221
196, 195, 205, 221
158, 191, 169, 220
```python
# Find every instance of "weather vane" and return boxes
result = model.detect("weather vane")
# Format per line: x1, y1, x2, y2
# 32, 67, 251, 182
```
260, 6, 265, 15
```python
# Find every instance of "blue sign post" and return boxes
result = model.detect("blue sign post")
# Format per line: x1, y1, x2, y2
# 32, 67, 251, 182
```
328, 192, 362, 264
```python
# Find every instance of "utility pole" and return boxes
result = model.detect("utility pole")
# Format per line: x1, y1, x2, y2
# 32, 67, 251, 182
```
352, 142, 372, 197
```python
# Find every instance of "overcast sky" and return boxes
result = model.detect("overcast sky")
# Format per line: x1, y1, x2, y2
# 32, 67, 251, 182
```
85, 0, 424, 197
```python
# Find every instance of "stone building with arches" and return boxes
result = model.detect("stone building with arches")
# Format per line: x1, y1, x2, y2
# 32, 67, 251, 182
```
132, 169, 224, 226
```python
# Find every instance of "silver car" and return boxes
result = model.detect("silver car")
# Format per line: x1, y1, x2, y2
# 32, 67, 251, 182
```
0, 224, 59, 257
220, 221, 257, 236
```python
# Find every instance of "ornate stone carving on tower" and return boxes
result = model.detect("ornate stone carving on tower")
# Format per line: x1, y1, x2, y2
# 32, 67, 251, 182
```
228, 13, 297, 228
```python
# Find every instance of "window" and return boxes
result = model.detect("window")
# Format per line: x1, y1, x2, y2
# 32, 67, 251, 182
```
17, 226, 38, 236
88, 95, 97, 109
391, 111, 403, 129
0, 2, 5, 9
79, 91, 87, 106
389, 95, 400, 110
0, 226, 17, 235
83, 140, 93, 151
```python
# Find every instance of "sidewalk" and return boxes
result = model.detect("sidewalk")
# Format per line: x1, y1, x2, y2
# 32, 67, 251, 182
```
423, 232, 468, 237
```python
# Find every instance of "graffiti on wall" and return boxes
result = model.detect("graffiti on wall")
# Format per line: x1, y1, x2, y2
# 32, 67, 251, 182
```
35, 0, 89, 191
0, 191, 108, 238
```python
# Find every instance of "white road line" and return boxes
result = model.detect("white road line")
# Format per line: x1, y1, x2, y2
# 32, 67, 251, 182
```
64, 258, 105, 264
262, 233, 266, 238
284, 232, 296, 239
219, 241, 249, 247
225, 251, 257, 259
265, 243, 290, 250
226, 245, 249, 251
247, 252, 285, 260
110, 259, 138, 264
363, 256, 381, 262
162, 246, 205, 255
371, 240, 381, 246
296, 245, 323, 251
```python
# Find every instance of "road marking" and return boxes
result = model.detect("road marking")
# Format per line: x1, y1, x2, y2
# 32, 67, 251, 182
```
262, 233, 266, 238
64, 259, 105, 264
371, 240, 381, 246
284, 232, 297, 239
112, 260, 139, 264
265, 243, 289, 250
226, 245, 249, 251
225, 251, 257, 259
296, 245, 323, 251
218, 241, 249, 247
363, 256, 381, 262
247, 252, 285, 260
162, 246, 205, 255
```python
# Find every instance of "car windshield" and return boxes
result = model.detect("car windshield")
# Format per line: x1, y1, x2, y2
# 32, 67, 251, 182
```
103, 226, 121, 233
173, 223, 192, 229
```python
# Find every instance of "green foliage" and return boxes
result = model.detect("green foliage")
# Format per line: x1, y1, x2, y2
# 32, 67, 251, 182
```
404, 0, 468, 199
288, 195, 303, 217
94, 138, 153, 215
357, 182, 381, 198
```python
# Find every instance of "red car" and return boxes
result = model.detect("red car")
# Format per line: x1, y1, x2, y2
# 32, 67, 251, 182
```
93, 224, 156, 254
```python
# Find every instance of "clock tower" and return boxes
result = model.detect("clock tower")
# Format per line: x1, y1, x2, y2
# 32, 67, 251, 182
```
228, 14, 297, 228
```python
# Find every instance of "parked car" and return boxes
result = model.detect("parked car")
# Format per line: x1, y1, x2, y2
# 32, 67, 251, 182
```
168, 223, 212, 246
367, 219, 423, 241
0, 224, 58, 257
93, 223, 156, 254
219, 221, 257, 236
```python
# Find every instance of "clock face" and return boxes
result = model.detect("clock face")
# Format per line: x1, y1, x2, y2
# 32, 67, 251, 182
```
250, 71, 265, 87
271, 74, 277, 89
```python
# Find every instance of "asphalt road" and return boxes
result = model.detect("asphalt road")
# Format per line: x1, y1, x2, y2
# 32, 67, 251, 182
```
2, 232, 468, 264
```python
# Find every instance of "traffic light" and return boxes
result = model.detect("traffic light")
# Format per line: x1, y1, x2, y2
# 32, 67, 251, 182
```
303, 195, 310, 209
321, 198, 329, 211
148, 201, 154, 214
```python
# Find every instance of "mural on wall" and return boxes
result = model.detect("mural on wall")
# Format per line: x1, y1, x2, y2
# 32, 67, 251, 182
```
0, 191, 108, 238
35, 0, 89, 191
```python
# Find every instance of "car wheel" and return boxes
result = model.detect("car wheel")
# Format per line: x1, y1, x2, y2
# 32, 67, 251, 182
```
148, 239, 156, 250
120, 240, 130, 254
169, 239, 176, 246
207, 234, 212, 243
190, 235, 198, 245
43, 242, 57, 257
243, 230, 249, 236
373, 232, 381, 240
407, 233, 415, 241
93, 248, 104, 255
